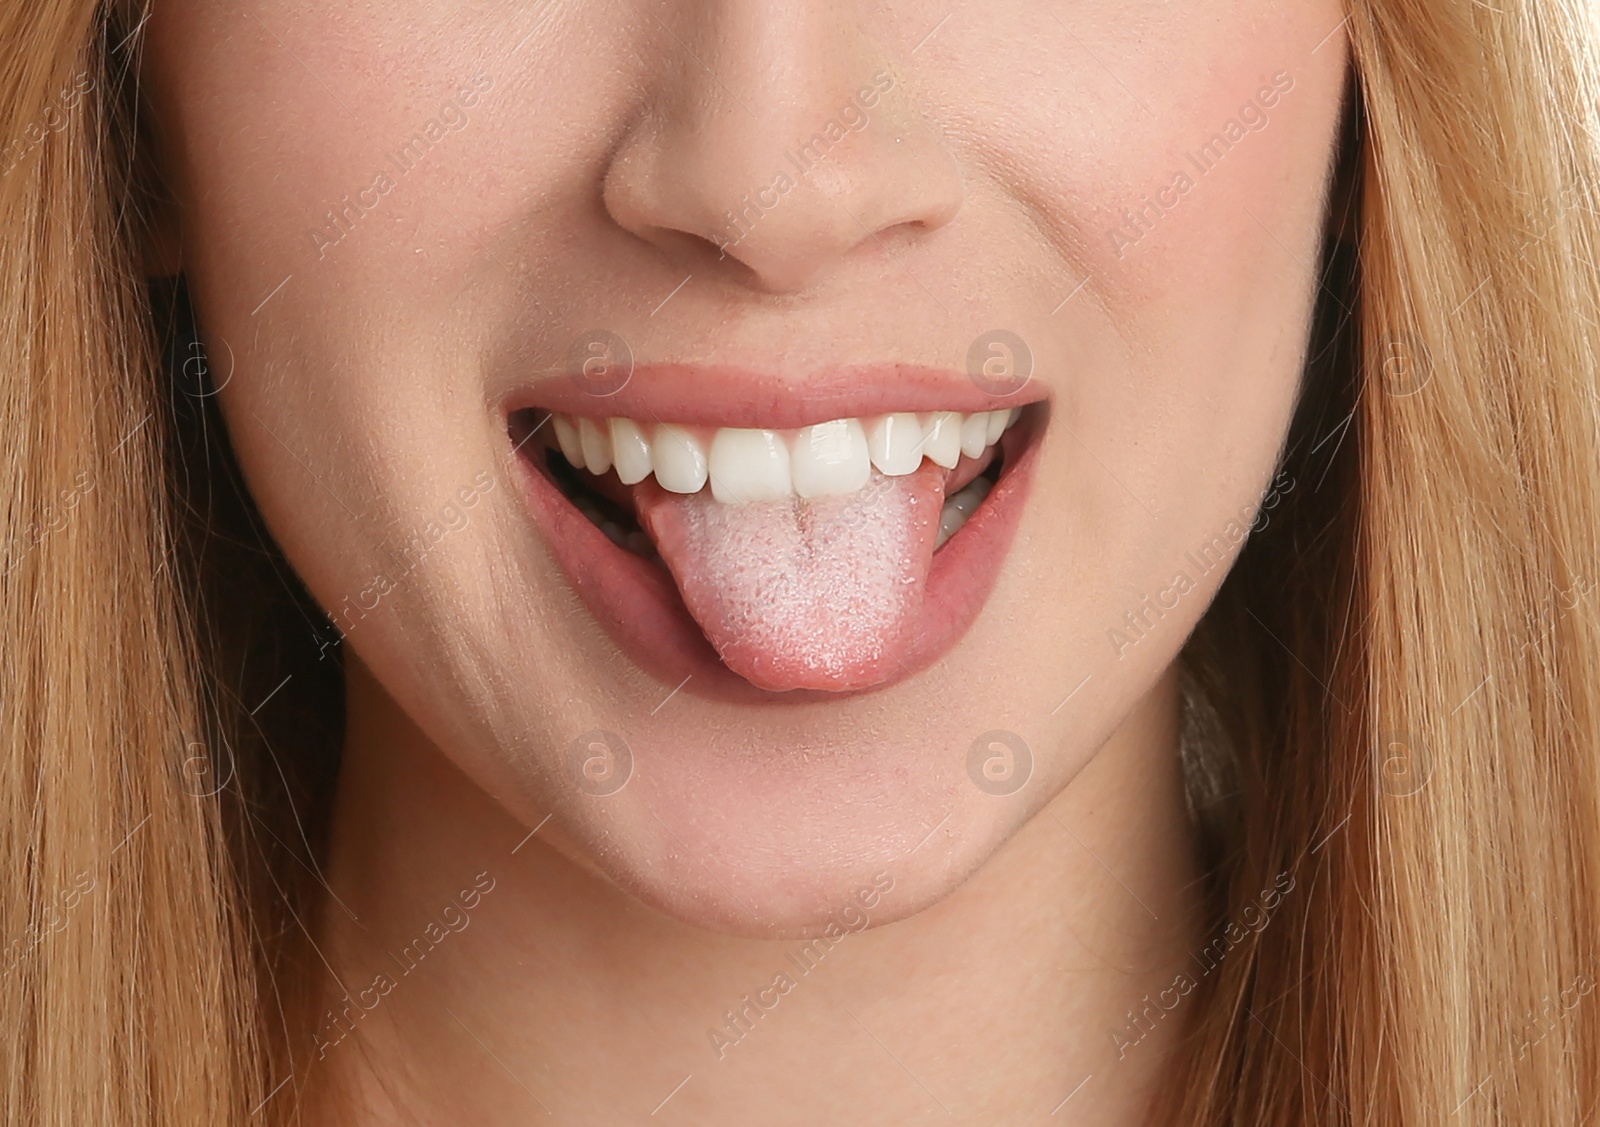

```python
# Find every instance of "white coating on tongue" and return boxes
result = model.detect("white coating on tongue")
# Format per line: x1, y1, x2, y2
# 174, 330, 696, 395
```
637, 466, 944, 691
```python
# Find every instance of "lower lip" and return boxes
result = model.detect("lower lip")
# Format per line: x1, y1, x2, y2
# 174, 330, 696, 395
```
511, 417, 1041, 703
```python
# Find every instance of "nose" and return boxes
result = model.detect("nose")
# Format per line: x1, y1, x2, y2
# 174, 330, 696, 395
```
601, 4, 964, 294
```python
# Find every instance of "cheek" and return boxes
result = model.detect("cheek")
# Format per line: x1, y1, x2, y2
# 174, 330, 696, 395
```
1096, 38, 1343, 578
961, 3, 1347, 689
140, 0, 630, 569
142, 4, 536, 649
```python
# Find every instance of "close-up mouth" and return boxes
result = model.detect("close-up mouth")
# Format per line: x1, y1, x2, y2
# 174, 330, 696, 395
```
505, 369, 1047, 699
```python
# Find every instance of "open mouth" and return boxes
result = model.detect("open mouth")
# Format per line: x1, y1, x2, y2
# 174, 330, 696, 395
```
506, 375, 1045, 700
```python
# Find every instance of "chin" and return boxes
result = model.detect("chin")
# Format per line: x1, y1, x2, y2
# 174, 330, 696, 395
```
532, 731, 1027, 939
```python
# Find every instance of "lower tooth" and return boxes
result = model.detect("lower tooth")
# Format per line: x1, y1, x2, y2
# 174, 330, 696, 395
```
951, 475, 992, 516
935, 508, 966, 549
935, 477, 993, 549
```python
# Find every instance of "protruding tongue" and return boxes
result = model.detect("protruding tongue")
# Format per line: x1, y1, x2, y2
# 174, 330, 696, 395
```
633, 462, 946, 692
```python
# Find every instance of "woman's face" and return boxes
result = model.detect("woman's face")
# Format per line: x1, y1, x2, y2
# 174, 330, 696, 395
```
142, 0, 1346, 935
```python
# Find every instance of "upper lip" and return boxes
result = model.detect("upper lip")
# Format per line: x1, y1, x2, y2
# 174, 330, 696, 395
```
500, 363, 1048, 429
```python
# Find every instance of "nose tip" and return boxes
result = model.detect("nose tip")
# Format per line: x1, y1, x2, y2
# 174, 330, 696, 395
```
601, 49, 964, 295
701, 133, 964, 293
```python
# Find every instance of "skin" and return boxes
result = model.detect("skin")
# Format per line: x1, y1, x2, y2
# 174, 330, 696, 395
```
140, 1, 1348, 1122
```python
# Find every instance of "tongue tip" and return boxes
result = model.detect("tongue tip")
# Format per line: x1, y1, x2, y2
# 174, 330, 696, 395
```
636, 467, 944, 693
714, 638, 913, 694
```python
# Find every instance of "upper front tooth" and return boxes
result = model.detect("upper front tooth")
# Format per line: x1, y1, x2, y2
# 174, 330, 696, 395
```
609, 417, 653, 485
709, 428, 792, 503
868, 413, 926, 476
553, 414, 586, 468
651, 424, 708, 493
578, 417, 612, 475
922, 412, 962, 469
791, 418, 870, 499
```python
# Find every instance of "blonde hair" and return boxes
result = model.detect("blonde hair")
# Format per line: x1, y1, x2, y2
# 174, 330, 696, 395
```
2, 2, 1597, 1124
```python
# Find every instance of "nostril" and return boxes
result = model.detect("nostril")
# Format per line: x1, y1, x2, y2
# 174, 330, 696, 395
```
598, 83, 964, 296
642, 226, 751, 276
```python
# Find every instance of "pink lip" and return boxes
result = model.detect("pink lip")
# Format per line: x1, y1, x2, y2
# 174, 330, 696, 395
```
506, 367, 1045, 702
500, 362, 1045, 427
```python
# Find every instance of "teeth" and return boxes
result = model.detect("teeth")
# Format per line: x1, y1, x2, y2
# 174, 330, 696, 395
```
791, 418, 871, 499
948, 474, 991, 519
936, 476, 993, 549
867, 413, 925, 476
651, 424, 708, 493
542, 406, 1024, 505
922, 411, 962, 469
578, 417, 612, 475
609, 417, 652, 485
958, 412, 989, 459
553, 415, 586, 468
709, 428, 791, 504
